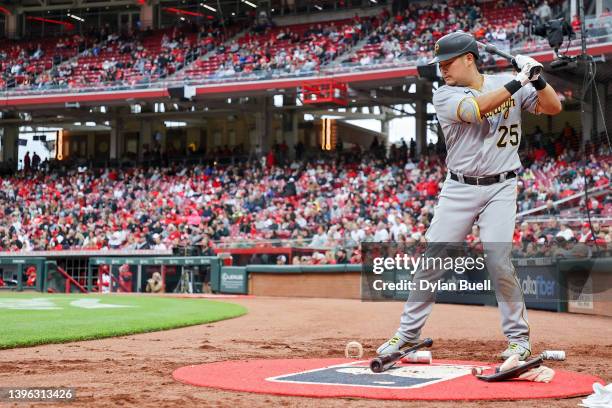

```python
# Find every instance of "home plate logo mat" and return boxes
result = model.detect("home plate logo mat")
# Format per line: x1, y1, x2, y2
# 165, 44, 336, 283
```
172, 358, 604, 401
268, 360, 476, 389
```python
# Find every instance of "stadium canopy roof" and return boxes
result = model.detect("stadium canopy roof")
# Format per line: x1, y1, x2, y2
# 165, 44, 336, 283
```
3, 0, 268, 13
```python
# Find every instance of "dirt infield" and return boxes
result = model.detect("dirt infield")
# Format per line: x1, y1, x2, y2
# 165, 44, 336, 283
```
2, 297, 611, 408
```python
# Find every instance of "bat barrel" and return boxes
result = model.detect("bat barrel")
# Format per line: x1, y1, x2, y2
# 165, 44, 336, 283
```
477, 41, 514, 61
369, 358, 384, 373
369, 338, 434, 373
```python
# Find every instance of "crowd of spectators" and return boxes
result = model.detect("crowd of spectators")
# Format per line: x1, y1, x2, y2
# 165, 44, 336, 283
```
0, 34, 94, 90
2, 21, 232, 90
209, 12, 386, 78
0, 0, 600, 90
517, 124, 608, 212
0, 134, 608, 265
347, 0, 564, 66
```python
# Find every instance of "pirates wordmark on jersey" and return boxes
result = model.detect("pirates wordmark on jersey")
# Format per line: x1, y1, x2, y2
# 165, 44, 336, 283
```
484, 97, 516, 120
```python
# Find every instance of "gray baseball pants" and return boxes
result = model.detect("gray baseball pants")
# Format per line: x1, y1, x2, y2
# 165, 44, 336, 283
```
397, 176, 530, 349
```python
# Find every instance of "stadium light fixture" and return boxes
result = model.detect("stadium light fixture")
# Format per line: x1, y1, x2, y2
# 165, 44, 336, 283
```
241, 0, 257, 8
201, 3, 217, 12
273, 95, 283, 107
164, 121, 187, 127
68, 13, 84, 22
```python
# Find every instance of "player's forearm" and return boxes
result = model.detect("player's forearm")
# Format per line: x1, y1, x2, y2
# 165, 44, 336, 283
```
535, 84, 562, 115
474, 88, 513, 117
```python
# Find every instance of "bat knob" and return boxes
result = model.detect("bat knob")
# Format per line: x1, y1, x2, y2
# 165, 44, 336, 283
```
423, 338, 434, 347
530, 66, 543, 78
370, 358, 384, 373
511, 58, 519, 71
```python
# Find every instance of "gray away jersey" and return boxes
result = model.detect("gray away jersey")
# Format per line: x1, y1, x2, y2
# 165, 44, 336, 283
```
433, 73, 540, 176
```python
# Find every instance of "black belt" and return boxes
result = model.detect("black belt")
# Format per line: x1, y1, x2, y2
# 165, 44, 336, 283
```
450, 170, 516, 186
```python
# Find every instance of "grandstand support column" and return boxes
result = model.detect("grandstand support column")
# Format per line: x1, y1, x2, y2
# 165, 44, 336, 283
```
255, 97, 272, 154
110, 119, 120, 160
415, 98, 427, 156
140, 0, 156, 30
1, 125, 19, 169
6, 12, 19, 39
139, 120, 152, 161
286, 111, 298, 160
381, 113, 391, 154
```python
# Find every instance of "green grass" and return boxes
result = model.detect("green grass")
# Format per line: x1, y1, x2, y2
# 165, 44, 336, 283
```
0, 293, 246, 349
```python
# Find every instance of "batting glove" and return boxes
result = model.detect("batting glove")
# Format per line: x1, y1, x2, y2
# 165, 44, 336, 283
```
514, 70, 531, 86
515, 60, 543, 85
512, 54, 538, 70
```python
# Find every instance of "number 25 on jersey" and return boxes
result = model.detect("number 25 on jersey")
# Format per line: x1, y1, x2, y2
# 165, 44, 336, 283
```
496, 124, 520, 148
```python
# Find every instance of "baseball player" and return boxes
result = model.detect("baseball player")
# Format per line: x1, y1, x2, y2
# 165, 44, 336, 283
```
377, 32, 562, 360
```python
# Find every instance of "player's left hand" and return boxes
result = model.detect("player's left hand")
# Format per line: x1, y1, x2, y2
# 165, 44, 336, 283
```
515, 59, 543, 84
512, 55, 543, 79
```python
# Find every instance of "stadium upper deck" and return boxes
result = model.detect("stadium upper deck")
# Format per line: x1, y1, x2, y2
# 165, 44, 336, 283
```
0, 0, 611, 104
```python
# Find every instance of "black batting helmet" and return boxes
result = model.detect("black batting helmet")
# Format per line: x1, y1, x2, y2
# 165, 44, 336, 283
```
428, 31, 479, 65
